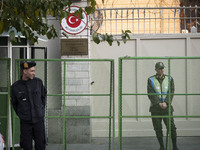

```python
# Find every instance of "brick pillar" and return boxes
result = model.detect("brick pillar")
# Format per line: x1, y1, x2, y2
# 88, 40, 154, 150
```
65, 61, 91, 143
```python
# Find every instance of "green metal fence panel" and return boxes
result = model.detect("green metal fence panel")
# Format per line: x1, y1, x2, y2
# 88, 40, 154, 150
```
0, 58, 10, 150
118, 57, 200, 150
11, 59, 21, 149
13, 59, 115, 150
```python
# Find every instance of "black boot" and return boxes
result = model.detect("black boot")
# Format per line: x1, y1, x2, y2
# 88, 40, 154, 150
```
172, 138, 179, 150
158, 137, 165, 150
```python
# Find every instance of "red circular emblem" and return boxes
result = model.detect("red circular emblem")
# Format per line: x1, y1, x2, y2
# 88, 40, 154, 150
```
61, 6, 88, 35
66, 13, 81, 28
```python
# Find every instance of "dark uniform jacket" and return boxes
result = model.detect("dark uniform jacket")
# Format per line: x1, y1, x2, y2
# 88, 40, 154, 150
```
11, 77, 47, 123
147, 74, 175, 112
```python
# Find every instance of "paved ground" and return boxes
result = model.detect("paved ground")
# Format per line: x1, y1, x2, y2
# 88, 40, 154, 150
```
44, 137, 200, 150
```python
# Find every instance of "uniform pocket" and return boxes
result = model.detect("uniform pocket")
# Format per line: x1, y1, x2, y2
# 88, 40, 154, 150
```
17, 92, 30, 114
34, 90, 45, 117
33, 90, 43, 107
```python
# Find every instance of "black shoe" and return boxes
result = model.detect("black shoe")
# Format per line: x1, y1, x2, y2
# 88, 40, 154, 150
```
159, 147, 165, 150
173, 148, 179, 150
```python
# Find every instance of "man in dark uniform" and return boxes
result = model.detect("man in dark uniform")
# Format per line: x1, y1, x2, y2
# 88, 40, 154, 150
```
147, 62, 179, 150
11, 61, 46, 150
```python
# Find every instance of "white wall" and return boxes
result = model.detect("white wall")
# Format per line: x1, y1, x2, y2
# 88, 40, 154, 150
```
90, 34, 200, 137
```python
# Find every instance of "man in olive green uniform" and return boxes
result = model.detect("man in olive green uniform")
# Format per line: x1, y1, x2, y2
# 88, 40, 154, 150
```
147, 62, 179, 150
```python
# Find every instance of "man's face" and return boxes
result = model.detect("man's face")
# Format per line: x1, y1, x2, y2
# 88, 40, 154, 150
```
23, 67, 35, 80
155, 68, 164, 76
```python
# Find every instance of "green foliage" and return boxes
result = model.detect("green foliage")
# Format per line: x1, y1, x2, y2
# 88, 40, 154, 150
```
85, 0, 96, 14
92, 30, 131, 46
92, 32, 100, 44
0, 0, 131, 45
0, 0, 64, 43
122, 30, 131, 44
0, 0, 96, 43
92, 32, 114, 46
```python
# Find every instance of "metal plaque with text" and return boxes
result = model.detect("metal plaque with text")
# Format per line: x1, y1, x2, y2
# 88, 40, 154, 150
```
61, 39, 88, 55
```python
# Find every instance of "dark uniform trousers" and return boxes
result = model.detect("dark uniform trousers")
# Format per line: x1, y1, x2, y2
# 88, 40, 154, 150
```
20, 119, 46, 150
151, 110, 177, 139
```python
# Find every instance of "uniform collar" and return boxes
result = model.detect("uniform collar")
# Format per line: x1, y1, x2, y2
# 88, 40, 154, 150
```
20, 77, 35, 83
155, 74, 165, 79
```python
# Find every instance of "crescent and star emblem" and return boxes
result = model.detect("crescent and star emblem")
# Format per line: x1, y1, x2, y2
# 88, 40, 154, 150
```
66, 14, 81, 28
61, 6, 88, 34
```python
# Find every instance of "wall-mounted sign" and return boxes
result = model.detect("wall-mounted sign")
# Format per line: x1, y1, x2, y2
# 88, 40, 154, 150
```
61, 39, 88, 55
61, 6, 88, 35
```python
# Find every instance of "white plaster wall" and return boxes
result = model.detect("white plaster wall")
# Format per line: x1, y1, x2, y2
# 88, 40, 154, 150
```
90, 35, 200, 137
90, 40, 136, 136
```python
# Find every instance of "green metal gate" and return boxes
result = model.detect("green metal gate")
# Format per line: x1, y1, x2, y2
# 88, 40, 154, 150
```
0, 58, 10, 150
118, 57, 200, 150
12, 59, 115, 150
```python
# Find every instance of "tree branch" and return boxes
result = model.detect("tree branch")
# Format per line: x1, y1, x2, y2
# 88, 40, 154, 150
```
0, 0, 3, 17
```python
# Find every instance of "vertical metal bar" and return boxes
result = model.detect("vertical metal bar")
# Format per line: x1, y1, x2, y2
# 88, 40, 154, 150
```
195, 5, 198, 28
132, 9, 134, 34
185, 40, 189, 120
168, 59, 172, 150
154, 10, 157, 33
168, 9, 170, 33
115, 10, 118, 34
99, 10, 102, 34
190, 5, 192, 31
12, 111, 15, 149
100, 10, 103, 34
44, 49, 48, 143
184, 6, 186, 30
149, 10, 151, 34
104, 10, 107, 34
112, 60, 115, 150
121, 9, 123, 32
127, 9, 129, 31
6, 58, 11, 150
110, 10, 112, 35
174, 9, 176, 33
135, 58, 138, 121
25, 47, 28, 59
118, 58, 122, 150
63, 61, 66, 150
12, 59, 19, 150
178, 9, 181, 33
161, 8, 163, 33
144, 9, 145, 34
90, 14, 93, 35
109, 60, 115, 150
92, 12, 95, 35
138, 9, 140, 33
44, 48, 48, 86
109, 61, 112, 150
